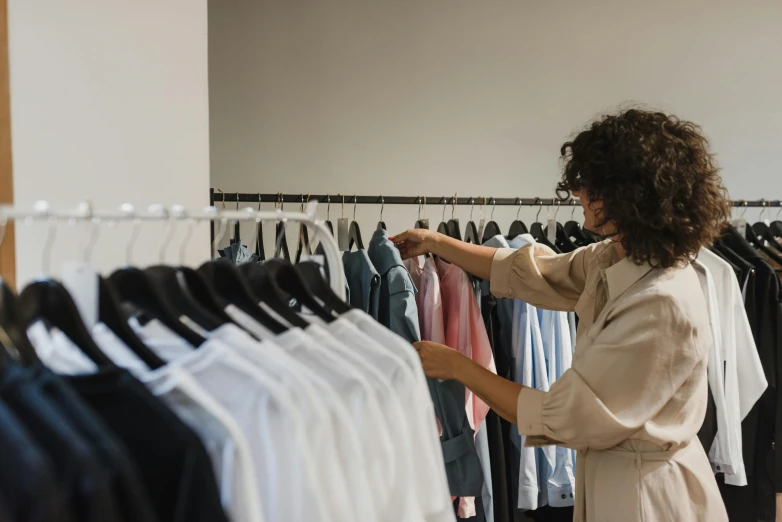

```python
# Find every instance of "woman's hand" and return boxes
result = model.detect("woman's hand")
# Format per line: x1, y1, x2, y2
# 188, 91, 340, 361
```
390, 229, 438, 260
413, 341, 469, 380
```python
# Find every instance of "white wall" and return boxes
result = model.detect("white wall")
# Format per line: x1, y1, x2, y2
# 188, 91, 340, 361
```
9, 0, 211, 286
209, 0, 782, 254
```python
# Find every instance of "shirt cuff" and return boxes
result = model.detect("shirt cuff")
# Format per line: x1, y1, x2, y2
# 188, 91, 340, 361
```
547, 484, 575, 508
490, 248, 518, 299
517, 386, 545, 436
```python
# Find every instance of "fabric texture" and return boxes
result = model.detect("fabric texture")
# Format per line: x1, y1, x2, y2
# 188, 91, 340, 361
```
490, 239, 728, 522
368, 228, 421, 343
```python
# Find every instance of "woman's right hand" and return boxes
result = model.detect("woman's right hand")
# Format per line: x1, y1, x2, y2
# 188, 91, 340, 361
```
390, 229, 439, 259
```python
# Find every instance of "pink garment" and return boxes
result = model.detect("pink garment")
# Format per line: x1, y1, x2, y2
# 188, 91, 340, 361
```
405, 256, 446, 344
437, 259, 496, 431
437, 259, 497, 520
406, 256, 446, 439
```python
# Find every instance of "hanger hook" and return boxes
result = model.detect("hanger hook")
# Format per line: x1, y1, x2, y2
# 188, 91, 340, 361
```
353, 195, 358, 221
175, 206, 195, 265
442, 197, 447, 222
326, 194, 331, 220
535, 198, 543, 223
515, 198, 522, 220
452, 193, 458, 219
775, 200, 782, 219
418, 196, 423, 220
740, 200, 748, 218
149, 205, 175, 264
119, 203, 142, 265
76, 201, 100, 264
759, 199, 768, 221
217, 188, 226, 211
34, 201, 56, 274
379, 196, 384, 222
340, 194, 345, 218
490, 198, 496, 220
469, 198, 475, 221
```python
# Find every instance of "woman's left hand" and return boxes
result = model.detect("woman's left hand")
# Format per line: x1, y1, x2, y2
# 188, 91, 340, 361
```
413, 341, 468, 380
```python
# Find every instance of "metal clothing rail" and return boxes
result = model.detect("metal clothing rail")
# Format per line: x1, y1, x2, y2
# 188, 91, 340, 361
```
210, 190, 781, 208
0, 200, 347, 300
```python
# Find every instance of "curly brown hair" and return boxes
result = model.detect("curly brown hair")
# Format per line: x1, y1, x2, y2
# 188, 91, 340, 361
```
557, 109, 731, 269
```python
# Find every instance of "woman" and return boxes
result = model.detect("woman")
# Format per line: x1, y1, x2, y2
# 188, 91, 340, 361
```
392, 109, 731, 522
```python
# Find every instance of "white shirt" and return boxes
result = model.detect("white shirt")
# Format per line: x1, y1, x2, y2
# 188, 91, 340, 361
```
208, 323, 372, 522
54, 321, 266, 522
273, 327, 403, 522
698, 247, 768, 486
135, 323, 330, 522
28, 321, 97, 375
341, 309, 455, 522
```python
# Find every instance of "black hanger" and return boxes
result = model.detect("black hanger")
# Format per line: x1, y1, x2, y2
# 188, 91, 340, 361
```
463, 199, 480, 244
19, 279, 114, 366
0, 279, 40, 366
97, 276, 165, 370
295, 261, 353, 315
415, 197, 430, 230
265, 258, 336, 322
294, 195, 314, 264
481, 199, 502, 243
144, 265, 225, 332
238, 263, 309, 328
274, 222, 291, 260
254, 195, 265, 260
529, 200, 561, 252
446, 196, 461, 240
200, 259, 291, 332
109, 267, 206, 347
507, 198, 529, 239
750, 205, 782, 255
545, 223, 579, 253
348, 196, 365, 250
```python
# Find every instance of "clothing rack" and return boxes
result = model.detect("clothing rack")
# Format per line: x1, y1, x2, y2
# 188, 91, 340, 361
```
0, 200, 346, 299
210, 190, 781, 208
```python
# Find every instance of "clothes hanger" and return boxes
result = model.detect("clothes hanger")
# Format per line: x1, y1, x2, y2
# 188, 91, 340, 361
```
109, 204, 205, 347
0, 278, 40, 366
295, 194, 314, 263
463, 198, 480, 244
376, 196, 387, 231
446, 194, 462, 240
563, 198, 592, 246
348, 196, 365, 250
274, 194, 291, 260
415, 196, 430, 230
264, 258, 337, 322
436, 197, 450, 236
294, 261, 353, 315
750, 201, 782, 255
545, 199, 579, 253
324, 195, 335, 236
529, 199, 561, 252
238, 262, 309, 329
769, 202, 782, 239
507, 198, 529, 239
143, 206, 226, 332
18, 214, 114, 366
254, 194, 266, 260
481, 198, 502, 243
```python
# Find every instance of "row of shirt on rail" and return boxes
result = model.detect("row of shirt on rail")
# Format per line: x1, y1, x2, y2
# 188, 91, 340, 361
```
13, 298, 456, 522
696, 226, 782, 522
341, 229, 576, 522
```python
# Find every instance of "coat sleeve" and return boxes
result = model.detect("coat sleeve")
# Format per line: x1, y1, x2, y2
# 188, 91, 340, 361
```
489, 241, 604, 312
515, 291, 705, 451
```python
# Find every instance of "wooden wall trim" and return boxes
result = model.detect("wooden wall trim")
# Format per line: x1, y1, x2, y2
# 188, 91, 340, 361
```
0, 0, 15, 290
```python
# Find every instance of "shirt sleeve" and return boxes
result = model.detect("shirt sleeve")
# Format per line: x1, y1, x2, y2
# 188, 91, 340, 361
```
515, 291, 704, 451
489, 242, 603, 312
387, 267, 422, 343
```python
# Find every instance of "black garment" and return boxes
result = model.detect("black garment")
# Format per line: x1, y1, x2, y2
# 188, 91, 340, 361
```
0, 364, 120, 522
32, 367, 158, 522
66, 368, 229, 522
697, 386, 718, 458
0, 397, 67, 522
718, 228, 779, 520
482, 291, 512, 522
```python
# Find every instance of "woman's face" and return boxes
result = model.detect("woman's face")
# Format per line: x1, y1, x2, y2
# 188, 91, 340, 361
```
573, 190, 614, 236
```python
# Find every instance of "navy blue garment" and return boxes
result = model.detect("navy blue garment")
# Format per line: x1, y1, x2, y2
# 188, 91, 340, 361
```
66, 368, 229, 522
0, 364, 120, 522
367, 228, 421, 343
32, 367, 159, 522
343, 249, 380, 319
0, 395, 67, 522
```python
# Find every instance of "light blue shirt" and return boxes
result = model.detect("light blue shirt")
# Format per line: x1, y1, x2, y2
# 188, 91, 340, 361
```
509, 235, 575, 509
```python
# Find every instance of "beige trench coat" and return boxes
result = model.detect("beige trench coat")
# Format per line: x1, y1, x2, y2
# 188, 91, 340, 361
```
490, 240, 728, 522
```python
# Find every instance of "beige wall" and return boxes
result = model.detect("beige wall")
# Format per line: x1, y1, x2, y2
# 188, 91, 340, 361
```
9, 0, 212, 285
209, 0, 782, 252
